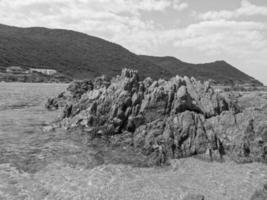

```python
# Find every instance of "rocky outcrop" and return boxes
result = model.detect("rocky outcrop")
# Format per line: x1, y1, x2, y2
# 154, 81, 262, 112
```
45, 76, 109, 110
207, 98, 267, 163
46, 69, 267, 165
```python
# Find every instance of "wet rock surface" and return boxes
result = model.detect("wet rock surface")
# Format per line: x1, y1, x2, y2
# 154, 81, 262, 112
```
47, 69, 267, 165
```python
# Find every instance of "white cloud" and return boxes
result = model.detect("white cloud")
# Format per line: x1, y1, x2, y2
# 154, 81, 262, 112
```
173, 0, 188, 11
0, 0, 188, 36
0, 0, 189, 49
169, 19, 267, 60
0, 0, 265, 59
168, 19, 267, 84
198, 0, 267, 20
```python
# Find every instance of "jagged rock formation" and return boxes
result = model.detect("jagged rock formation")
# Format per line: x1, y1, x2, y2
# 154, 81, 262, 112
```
46, 69, 267, 165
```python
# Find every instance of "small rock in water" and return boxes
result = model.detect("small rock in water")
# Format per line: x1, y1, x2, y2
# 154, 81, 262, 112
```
182, 194, 205, 200
42, 125, 56, 132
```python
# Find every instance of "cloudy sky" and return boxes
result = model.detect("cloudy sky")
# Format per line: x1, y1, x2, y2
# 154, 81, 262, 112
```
0, 0, 267, 84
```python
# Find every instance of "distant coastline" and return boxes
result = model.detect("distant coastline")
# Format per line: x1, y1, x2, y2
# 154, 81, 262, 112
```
0, 66, 72, 83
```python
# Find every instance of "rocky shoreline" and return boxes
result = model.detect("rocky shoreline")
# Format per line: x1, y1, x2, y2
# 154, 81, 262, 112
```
46, 69, 267, 166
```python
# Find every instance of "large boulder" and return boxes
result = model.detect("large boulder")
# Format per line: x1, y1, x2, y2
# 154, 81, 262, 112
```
132, 111, 209, 165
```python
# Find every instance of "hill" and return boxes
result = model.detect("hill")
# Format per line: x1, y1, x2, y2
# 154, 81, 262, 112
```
0, 24, 262, 85
0, 24, 169, 80
140, 55, 262, 85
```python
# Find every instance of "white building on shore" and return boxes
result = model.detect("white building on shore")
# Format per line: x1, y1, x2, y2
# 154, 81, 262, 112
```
29, 68, 57, 75
6, 66, 25, 73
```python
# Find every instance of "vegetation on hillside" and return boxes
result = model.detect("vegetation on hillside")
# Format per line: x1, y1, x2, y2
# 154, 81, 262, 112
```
0, 24, 262, 85
140, 55, 262, 86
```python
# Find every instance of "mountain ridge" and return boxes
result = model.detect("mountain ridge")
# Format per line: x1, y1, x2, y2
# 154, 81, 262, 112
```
139, 55, 261, 85
0, 23, 263, 85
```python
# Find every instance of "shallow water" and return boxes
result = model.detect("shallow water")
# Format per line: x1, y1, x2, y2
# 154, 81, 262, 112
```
0, 83, 68, 172
0, 82, 148, 173
0, 83, 266, 200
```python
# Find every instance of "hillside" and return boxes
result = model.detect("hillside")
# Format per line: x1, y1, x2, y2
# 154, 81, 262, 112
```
140, 55, 262, 85
0, 24, 262, 85
0, 24, 169, 80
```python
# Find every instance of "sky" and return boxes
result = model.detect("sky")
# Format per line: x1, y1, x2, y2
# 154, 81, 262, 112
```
0, 0, 267, 84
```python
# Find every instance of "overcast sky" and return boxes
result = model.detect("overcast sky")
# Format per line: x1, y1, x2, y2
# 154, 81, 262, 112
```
0, 0, 266, 84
